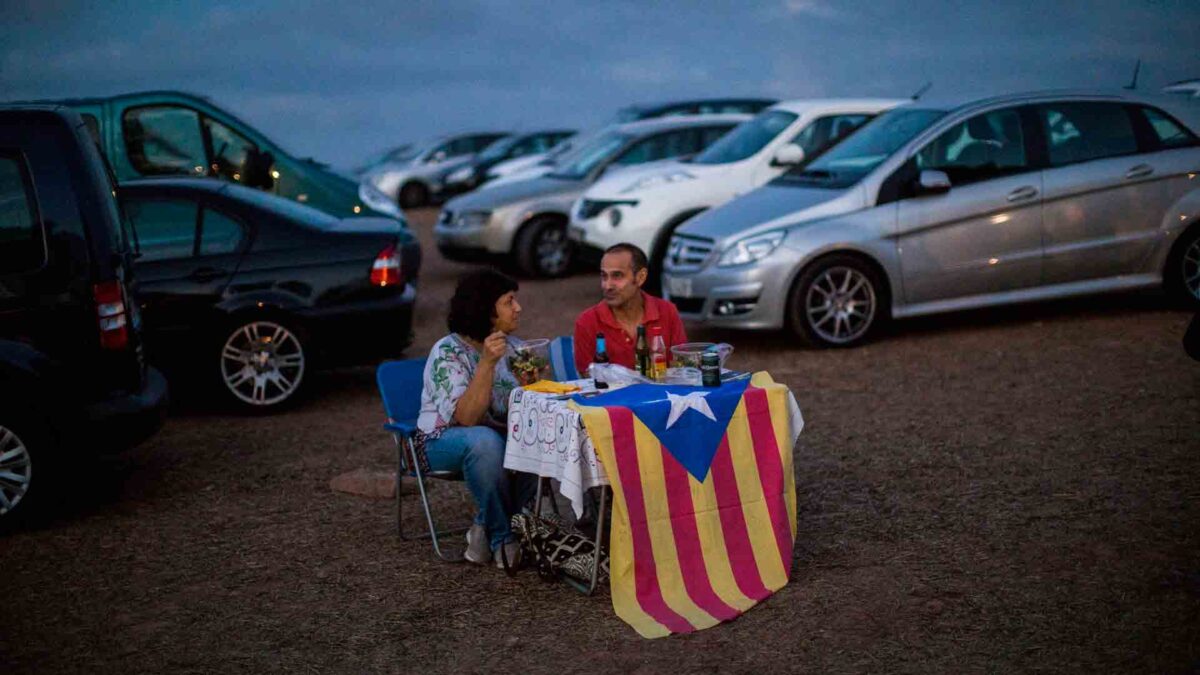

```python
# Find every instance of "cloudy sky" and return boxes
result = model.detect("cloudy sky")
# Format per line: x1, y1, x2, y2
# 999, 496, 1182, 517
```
2, 0, 1198, 168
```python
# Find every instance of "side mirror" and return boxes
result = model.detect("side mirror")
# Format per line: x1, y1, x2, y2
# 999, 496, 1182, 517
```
917, 169, 951, 194
770, 144, 806, 167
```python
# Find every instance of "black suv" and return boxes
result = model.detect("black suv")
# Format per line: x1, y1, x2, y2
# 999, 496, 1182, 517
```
0, 106, 168, 525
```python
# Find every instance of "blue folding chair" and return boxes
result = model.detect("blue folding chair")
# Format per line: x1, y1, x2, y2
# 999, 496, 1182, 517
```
377, 358, 468, 561
549, 335, 579, 382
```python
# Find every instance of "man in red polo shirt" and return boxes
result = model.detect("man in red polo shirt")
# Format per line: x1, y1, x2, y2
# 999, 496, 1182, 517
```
574, 242, 688, 375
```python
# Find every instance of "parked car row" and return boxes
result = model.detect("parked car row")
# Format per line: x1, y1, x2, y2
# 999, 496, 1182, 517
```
653, 90, 1200, 346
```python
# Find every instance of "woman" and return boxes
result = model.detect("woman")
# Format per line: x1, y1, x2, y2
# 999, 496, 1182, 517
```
415, 268, 536, 567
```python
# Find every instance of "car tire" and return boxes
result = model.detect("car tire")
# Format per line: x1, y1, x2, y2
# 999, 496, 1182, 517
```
398, 182, 429, 209
514, 217, 574, 278
0, 405, 52, 530
216, 316, 309, 413
787, 254, 888, 348
1164, 224, 1200, 307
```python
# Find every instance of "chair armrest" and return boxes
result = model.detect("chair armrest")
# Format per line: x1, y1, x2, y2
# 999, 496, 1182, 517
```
384, 421, 418, 437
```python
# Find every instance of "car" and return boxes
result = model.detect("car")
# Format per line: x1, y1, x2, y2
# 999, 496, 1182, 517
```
662, 90, 1200, 347
479, 130, 599, 189
15, 90, 406, 221
435, 114, 749, 277
362, 132, 510, 208
0, 106, 169, 526
1162, 79, 1200, 101
570, 98, 902, 293
119, 177, 420, 410
443, 129, 576, 193
615, 97, 778, 122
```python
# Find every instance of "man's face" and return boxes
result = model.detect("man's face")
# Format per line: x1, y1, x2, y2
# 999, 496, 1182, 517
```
493, 290, 521, 333
600, 251, 646, 308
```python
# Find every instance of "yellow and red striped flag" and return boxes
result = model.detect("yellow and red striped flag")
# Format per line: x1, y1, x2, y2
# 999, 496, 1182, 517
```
572, 372, 803, 638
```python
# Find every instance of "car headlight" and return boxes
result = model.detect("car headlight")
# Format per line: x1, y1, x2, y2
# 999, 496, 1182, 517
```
358, 182, 404, 219
622, 171, 695, 194
448, 166, 474, 184
718, 230, 786, 267
456, 210, 492, 228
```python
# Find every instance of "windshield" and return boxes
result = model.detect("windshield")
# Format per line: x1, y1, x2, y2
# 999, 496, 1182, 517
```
692, 110, 798, 165
356, 144, 416, 172
548, 131, 629, 180
224, 184, 340, 228
478, 136, 520, 162
777, 108, 946, 189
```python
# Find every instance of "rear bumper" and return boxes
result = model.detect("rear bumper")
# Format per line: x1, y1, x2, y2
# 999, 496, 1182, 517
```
301, 282, 418, 366
82, 366, 170, 452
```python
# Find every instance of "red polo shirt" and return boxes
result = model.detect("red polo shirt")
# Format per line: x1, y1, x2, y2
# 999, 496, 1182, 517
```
573, 292, 688, 375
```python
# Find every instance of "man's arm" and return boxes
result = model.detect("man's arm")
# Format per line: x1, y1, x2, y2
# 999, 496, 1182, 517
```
574, 313, 596, 375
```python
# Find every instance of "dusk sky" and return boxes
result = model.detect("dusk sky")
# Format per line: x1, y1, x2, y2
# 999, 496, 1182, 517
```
3, 0, 1198, 169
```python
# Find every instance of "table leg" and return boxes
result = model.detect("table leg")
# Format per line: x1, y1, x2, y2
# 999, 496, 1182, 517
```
563, 485, 608, 596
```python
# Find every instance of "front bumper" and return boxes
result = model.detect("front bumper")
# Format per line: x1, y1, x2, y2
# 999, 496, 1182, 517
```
662, 254, 796, 330
82, 365, 170, 453
434, 216, 513, 255
568, 203, 661, 256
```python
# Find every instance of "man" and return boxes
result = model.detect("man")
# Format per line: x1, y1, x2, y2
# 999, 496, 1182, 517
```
574, 242, 688, 374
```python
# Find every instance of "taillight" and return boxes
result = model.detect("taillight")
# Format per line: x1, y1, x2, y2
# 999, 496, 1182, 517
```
93, 280, 129, 350
370, 243, 402, 287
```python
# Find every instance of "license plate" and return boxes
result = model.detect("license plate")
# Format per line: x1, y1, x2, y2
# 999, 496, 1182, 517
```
667, 276, 692, 298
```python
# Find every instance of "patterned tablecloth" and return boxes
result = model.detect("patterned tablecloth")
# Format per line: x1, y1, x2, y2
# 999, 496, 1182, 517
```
503, 383, 608, 517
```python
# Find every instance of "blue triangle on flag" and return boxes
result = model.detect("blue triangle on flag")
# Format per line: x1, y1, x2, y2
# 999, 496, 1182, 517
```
573, 379, 749, 481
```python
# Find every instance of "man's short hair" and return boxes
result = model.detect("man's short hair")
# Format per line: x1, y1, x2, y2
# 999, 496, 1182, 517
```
447, 268, 518, 341
603, 243, 648, 274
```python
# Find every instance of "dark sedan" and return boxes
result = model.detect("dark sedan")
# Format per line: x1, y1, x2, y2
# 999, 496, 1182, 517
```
120, 178, 420, 411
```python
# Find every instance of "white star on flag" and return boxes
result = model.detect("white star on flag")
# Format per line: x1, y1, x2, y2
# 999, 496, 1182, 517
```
665, 391, 717, 429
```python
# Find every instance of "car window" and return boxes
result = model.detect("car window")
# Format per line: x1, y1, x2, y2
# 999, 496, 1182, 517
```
124, 199, 198, 262
510, 136, 543, 157
0, 152, 45, 274
203, 117, 258, 183
1037, 102, 1137, 167
915, 107, 1029, 185
472, 135, 506, 153
199, 208, 244, 256
122, 106, 207, 176
791, 114, 873, 158
1138, 106, 1197, 149
614, 130, 692, 165
783, 108, 946, 189
693, 110, 797, 165
699, 125, 734, 148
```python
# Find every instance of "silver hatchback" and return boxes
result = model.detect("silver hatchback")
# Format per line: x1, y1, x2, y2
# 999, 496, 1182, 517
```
663, 90, 1200, 347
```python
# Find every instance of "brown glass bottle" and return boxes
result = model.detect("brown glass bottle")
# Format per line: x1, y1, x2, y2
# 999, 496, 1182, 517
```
635, 324, 650, 377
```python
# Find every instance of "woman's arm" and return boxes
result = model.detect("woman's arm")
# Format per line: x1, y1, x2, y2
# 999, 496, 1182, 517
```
453, 332, 508, 426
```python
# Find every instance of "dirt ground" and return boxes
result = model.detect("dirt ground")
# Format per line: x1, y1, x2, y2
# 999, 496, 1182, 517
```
2, 207, 1199, 674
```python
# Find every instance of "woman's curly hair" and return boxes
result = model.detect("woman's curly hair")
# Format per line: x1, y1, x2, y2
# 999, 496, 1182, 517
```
447, 268, 519, 342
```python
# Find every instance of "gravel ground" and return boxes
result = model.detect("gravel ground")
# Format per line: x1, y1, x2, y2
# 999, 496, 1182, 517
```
2, 207, 1198, 674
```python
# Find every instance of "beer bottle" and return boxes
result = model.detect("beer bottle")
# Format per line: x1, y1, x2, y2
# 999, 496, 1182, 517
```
593, 331, 609, 389
635, 324, 650, 377
650, 326, 667, 382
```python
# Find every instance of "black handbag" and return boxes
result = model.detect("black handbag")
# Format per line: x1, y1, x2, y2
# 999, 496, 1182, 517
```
510, 512, 609, 585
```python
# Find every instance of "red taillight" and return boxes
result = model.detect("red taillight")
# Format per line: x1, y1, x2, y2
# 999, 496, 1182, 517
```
370, 243, 402, 287
93, 280, 129, 350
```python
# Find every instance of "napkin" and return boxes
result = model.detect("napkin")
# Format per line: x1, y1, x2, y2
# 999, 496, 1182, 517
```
522, 380, 580, 394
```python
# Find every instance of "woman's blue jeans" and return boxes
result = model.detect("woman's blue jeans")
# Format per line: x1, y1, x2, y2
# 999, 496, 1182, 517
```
423, 426, 537, 550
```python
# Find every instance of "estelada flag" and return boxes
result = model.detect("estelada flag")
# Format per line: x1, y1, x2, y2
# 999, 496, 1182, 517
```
571, 372, 803, 638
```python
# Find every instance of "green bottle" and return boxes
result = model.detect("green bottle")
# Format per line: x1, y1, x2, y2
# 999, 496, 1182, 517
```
635, 324, 650, 377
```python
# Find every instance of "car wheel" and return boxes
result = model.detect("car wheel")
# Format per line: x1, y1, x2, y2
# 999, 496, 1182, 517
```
218, 318, 308, 412
0, 410, 48, 528
399, 182, 429, 209
515, 217, 573, 278
1165, 225, 1200, 306
787, 254, 887, 348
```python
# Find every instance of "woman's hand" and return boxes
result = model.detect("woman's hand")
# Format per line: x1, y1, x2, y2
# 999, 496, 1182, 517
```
481, 331, 508, 364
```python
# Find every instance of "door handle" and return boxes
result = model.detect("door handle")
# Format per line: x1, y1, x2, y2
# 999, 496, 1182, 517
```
1125, 164, 1153, 180
1006, 186, 1038, 202
188, 267, 226, 283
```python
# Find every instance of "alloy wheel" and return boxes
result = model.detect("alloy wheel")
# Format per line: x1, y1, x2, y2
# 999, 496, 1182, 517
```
536, 225, 569, 276
220, 320, 306, 407
1183, 236, 1200, 300
805, 266, 877, 345
0, 425, 32, 517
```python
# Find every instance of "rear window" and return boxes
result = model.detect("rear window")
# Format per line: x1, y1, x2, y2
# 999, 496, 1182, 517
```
1138, 106, 1198, 149
124, 199, 198, 262
0, 151, 46, 274
1037, 102, 1137, 167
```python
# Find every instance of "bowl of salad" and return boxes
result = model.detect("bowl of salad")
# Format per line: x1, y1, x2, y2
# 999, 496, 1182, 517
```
508, 338, 551, 386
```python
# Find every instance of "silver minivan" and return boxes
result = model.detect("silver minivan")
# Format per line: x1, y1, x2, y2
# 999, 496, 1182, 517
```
663, 90, 1200, 347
